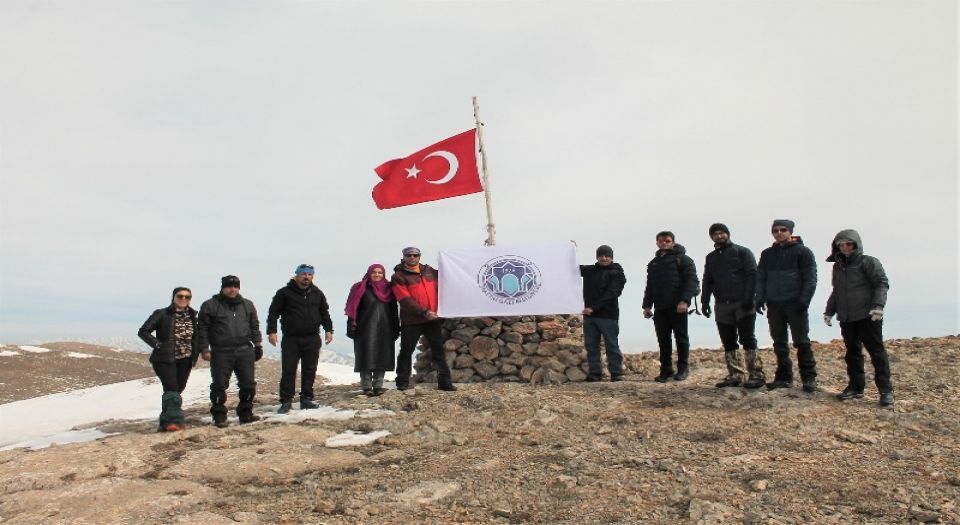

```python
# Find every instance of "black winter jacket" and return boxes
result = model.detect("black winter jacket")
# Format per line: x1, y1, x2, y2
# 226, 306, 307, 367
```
197, 293, 262, 351
266, 280, 334, 337
642, 244, 700, 310
702, 241, 757, 305
824, 229, 889, 322
137, 305, 199, 364
755, 239, 817, 307
349, 286, 400, 372
580, 262, 627, 320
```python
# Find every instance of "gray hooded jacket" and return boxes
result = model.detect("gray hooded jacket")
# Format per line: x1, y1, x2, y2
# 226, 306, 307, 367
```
824, 229, 889, 323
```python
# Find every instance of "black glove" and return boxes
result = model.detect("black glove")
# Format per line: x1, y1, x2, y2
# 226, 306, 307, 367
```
741, 299, 755, 311
254, 345, 263, 361
755, 301, 765, 315
702, 303, 712, 318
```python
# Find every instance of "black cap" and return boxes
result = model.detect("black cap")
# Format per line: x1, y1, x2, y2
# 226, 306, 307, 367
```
772, 219, 795, 233
709, 223, 730, 236
596, 245, 614, 258
221, 275, 240, 288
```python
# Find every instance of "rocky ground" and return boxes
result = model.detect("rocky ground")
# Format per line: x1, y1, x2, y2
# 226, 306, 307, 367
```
1, 336, 958, 524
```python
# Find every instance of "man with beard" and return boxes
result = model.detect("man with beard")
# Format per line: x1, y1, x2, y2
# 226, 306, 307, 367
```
643, 231, 700, 382
701, 223, 765, 389
197, 275, 263, 427
391, 246, 456, 392
581, 244, 627, 382
267, 264, 334, 414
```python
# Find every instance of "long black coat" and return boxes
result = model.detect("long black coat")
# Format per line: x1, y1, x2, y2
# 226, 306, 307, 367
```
642, 244, 700, 310
348, 286, 400, 372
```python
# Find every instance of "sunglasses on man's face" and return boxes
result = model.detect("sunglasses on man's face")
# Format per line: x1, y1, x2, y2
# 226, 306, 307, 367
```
175, 294, 192, 300
404, 254, 421, 257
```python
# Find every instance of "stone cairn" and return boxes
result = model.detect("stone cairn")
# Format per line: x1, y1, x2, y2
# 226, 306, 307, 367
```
411, 315, 591, 385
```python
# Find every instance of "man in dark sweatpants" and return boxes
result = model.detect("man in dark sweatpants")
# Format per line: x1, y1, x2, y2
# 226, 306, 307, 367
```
643, 231, 700, 382
267, 263, 334, 414
701, 223, 765, 389
391, 246, 456, 392
756, 220, 818, 393
197, 275, 263, 427
823, 229, 893, 406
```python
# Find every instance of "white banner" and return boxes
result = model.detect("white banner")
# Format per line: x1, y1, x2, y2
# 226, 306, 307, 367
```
437, 241, 584, 317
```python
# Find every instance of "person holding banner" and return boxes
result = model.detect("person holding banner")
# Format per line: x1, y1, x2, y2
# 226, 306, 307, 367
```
345, 263, 400, 396
643, 232, 700, 382
391, 247, 457, 391
580, 245, 627, 382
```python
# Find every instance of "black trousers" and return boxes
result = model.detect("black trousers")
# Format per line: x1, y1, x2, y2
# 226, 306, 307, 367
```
152, 358, 193, 393
209, 346, 256, 418
653, 309, 690, 375
716, 307, 758, 351
397, 321, 450, 386
840, 318, 892, 393
279, 334, 321, 403
766, 304, 816, 381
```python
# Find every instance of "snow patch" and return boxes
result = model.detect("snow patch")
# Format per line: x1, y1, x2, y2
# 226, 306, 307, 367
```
7, 429, 120, 450
325, 430, 391, 447
17, 345, 50, 353
66, 352, 96, 359
0, 350, 20, 357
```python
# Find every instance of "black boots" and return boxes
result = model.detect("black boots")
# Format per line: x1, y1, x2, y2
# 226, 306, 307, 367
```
836, 386, 865, 400
277, 403, 292, 414
879, 392, 894, 407
300, 399, 320, 410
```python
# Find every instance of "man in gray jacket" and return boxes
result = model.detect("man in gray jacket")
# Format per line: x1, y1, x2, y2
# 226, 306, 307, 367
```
823, 230, 893, 406
197, 275, 263, 427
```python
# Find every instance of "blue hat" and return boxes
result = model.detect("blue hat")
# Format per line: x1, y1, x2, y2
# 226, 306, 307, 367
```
295, 264, 315, 275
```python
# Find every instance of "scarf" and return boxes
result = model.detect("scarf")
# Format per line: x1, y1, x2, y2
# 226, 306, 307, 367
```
344, 263, 394, 322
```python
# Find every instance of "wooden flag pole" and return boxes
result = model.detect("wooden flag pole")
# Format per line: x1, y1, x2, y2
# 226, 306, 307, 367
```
473, 96, 496, 246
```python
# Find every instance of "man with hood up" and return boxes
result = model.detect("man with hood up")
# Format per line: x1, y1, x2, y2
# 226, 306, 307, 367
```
701, 223, 765, 389
643, 231, 700, 382
266, 264, 334, 414
755, 219, 818, 393
580, 245, 627, 382
197, 275, 263, 427
823, 230, 893, 406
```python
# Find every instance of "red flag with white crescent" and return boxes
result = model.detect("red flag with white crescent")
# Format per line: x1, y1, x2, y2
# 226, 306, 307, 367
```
372, 129, 482, 210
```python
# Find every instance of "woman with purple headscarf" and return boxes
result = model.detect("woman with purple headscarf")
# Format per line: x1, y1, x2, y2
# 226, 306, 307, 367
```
345, 264, 400, 395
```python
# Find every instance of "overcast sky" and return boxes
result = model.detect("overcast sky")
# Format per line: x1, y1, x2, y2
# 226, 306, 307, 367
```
1, 1, 956, 354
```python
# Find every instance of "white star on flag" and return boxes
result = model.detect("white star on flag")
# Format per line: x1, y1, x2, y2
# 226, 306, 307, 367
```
405, 165, 421, 179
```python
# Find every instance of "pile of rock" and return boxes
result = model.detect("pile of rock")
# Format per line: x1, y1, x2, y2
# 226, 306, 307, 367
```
412, 315, 588, 385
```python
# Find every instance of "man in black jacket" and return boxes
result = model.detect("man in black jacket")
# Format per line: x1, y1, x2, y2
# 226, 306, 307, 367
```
266, 264, 334, 414
755, 220, 818, 392
701, 224, 765, 389
197, 275, 263, 427
580, 245, 627, 382
823, 230, 893, 406
643, 231, 700, 382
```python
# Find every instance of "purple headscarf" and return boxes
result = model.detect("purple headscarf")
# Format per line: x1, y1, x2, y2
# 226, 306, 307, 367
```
344, 264, 394, 323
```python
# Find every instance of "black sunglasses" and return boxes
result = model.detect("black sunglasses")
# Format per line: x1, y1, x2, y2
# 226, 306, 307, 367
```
175, 294, 192, 299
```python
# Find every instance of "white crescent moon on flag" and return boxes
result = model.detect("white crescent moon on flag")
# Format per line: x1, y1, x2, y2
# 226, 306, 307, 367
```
423, 150, 458, 185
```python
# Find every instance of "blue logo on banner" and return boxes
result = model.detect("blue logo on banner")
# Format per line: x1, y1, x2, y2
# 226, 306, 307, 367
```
477, 255, 542, 304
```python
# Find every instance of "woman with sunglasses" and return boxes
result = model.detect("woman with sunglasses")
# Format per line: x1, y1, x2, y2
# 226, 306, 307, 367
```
345, 264, 400, 396
138, 287, 200, 431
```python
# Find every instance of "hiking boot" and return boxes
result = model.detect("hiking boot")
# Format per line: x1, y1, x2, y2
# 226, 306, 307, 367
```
879, 392, 894, 407
238, 414, 261, 424
362, 389, 373, 396
802, 378, 817, 393
654, 374, 671, 383
836, 387, 864, 401
300, 399, 320, 410
610, 374, 625, 382
213, 417, 229, 428
585, 375, 602, 382
715, 378, 741, 388
742, 378, 766, 389
277, 403, 292, 414
766, 380, 793, 390
164, 423, 184, 432
673, 369, 689, 381
395, 383, 411, 391
438, 382, 458, 392
371, 388, 386, 396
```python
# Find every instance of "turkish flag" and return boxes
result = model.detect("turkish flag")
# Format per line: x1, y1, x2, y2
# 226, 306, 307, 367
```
372, 129, 482, 210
